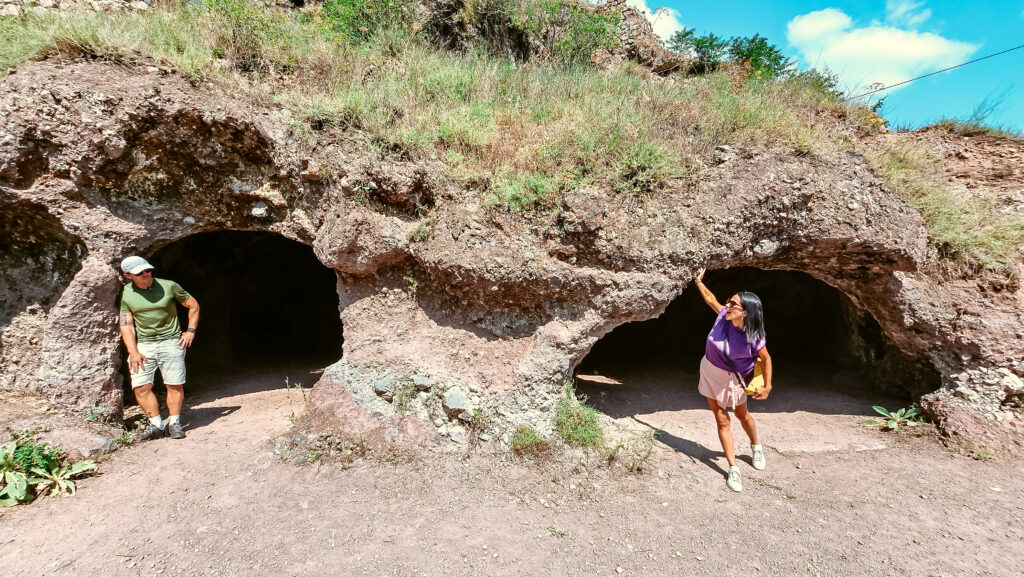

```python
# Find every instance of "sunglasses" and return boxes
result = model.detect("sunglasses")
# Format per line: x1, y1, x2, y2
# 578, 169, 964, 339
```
725, 299, 744, 310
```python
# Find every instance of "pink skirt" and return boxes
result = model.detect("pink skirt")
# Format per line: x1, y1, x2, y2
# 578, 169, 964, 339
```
698, 355, 746, 410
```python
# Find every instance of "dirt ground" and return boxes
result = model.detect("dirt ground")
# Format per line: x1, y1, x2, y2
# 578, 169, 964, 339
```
1, 366, 1022, 577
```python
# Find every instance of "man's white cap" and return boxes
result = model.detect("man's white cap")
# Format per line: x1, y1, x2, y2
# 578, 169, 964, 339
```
120, 255, 154, 275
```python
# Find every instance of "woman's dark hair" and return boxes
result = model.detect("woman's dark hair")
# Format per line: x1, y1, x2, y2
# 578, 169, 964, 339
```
738, 291, 766, 343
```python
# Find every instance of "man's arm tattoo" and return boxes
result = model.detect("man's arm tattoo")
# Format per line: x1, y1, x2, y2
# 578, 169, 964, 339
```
119, 312, 133, 326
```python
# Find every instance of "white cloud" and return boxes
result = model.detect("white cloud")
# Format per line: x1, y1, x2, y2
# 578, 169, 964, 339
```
622, 1, 686, 43
649, 6, 686, 43
787, 8, 852, 52
786, 8, 978, 96
886, 1, 932, 28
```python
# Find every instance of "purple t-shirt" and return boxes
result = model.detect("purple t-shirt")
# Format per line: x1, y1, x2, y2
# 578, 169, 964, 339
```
705, 308, 765, 377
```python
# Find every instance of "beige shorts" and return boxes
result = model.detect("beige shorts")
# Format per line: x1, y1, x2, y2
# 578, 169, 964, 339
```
131, 338, 186, 388
698, 355, 746, 410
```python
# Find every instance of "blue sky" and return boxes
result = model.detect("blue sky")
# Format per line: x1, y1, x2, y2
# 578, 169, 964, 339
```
621, 1, 1024, 131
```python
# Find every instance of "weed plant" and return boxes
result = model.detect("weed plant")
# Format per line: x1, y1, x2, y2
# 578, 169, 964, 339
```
930, 119, 1023, 140
604, 428, 658, 473
408, 222, 431, 242
860, 406, 923, 431
84, 406, 111, 423
928, 96, 1024, 140
1, 432, 96, 506
554, 382, 603, 447
393, 380, 417, 413
511, 424, 549, 455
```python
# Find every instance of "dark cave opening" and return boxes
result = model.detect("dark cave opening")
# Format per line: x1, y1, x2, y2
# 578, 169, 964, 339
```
575, 267, 940, 415
120, 231, 342, 397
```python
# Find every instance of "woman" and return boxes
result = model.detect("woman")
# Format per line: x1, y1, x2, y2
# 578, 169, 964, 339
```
694, 268, 773, 492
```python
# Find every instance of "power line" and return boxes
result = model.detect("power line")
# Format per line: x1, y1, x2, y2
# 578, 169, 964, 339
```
844, 42, 1024, 101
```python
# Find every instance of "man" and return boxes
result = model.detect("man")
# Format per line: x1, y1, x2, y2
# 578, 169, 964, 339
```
118, 255, 200, 441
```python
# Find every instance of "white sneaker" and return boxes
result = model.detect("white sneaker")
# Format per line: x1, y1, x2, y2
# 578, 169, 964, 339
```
726, 465, 743, 492
752, 445, 766, 470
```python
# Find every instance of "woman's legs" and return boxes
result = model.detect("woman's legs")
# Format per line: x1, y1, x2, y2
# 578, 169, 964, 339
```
707, 398, 736, 467
733, 403, 759, 446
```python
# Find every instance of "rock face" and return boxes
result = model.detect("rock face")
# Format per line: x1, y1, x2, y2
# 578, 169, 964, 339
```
1, 60, 1021, 451
0, 0, 150, 17
597, 0, 680, 73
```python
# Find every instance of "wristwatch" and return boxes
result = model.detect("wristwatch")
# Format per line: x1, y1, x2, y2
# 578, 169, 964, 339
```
186, 327, 196, 333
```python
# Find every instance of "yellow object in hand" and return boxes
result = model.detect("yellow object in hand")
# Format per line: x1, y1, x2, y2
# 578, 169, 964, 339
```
744, 360, 766, 396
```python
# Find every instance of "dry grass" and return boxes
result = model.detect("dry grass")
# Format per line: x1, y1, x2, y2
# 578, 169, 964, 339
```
927, 118, 1023, 140
0, 4, 841, 199
3, 2, 1015, 275
861, 138, 1024, 276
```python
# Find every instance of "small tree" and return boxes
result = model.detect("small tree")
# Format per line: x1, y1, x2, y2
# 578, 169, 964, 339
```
688, 32, 728, 73
666, 27, 694, 54
671, 28, 795, 79
728, 34, 793, 78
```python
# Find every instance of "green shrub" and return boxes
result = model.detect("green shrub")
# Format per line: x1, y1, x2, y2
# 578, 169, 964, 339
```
554, 382, 603, 447
510, 425, 549, 455
31, 460, 97, 498
316, 0, 418, 44
10, 433, 62, 473
204, 0, 295, 71
472, 0, 619, 67
669, 28, 728, 73
671, 28, 793, 79
789, 67, 844, 102
549, 2, 619, 67
666, 26, 692, 54
860, 406, 923, 431
486, 171, 554, 211
728, 34, 793, 78
613, 139, 673, 195
0, 434, 96, 506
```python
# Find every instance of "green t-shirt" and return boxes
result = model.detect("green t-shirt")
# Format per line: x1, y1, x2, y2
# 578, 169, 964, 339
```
120, 278, 191, 342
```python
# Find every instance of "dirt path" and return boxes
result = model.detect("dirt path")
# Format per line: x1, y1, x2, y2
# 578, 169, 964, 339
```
1, 368, 1022, 577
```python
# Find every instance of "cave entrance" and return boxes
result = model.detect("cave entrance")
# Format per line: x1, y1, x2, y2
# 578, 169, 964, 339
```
574, 268, 940, 453
123, 231, 342, 400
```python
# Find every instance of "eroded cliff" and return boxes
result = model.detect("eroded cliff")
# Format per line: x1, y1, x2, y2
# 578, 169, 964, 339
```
2, 57, 1021, 451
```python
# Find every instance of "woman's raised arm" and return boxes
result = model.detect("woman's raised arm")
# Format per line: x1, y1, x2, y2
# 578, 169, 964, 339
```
694, 268, 724, 314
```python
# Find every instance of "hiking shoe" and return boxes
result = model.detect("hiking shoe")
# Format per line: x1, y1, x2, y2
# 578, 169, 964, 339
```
752, 445, 766, 470
167, 421, 185, 439
132, 423, 165, 442
726, 465, 743, 492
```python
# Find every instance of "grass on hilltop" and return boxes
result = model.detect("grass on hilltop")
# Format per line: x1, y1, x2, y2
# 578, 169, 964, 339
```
862, 139, 1024, 279
0, 1, 847, 201
1, 0, 1019, 275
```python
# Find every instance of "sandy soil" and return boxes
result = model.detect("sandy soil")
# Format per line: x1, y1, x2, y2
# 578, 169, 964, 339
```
1, 366, 1022, 577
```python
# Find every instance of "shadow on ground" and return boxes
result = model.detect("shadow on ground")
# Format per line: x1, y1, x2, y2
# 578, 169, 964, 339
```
575, 362, 908, 418
131, 364, 327, 432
